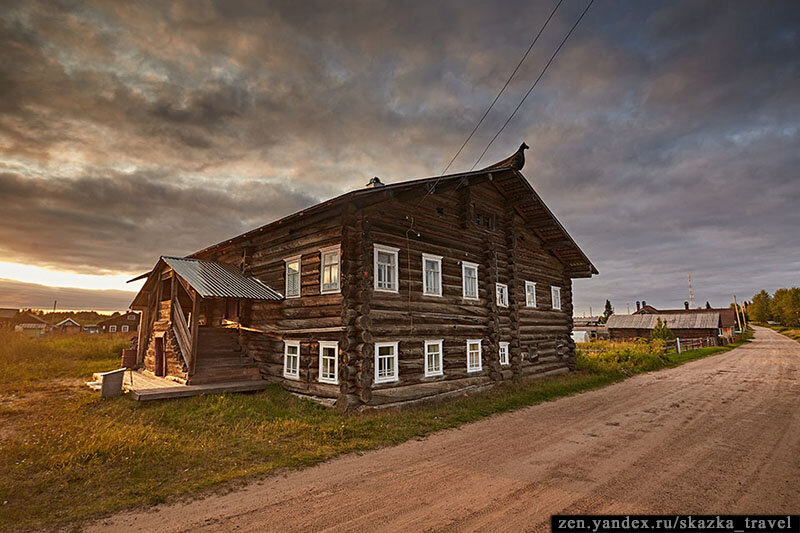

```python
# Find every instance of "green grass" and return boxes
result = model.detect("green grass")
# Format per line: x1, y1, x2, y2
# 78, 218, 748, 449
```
0, 329, 750, 531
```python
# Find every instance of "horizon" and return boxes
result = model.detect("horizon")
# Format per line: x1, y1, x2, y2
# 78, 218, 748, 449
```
1, 1, 798, 314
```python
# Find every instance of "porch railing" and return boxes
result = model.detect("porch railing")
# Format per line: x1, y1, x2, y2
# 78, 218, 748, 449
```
171, 297, 192, 370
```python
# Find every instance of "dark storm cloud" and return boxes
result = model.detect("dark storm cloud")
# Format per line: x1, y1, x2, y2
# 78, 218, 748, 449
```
0, 278, 135, 311
0, 0, 798, 311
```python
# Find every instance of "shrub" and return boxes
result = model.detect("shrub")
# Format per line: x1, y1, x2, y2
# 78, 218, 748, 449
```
576, 339, 669, 375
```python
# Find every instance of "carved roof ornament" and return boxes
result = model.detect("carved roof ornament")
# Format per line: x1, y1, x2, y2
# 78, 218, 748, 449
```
480, 142, 529, 172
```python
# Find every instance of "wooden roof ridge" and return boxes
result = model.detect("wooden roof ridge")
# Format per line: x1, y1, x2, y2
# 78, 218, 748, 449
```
184, 144, 596, 277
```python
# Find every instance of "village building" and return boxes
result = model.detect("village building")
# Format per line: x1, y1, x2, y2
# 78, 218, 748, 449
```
605, 312, 723, 343
13, 311, 48, 337
54, 318, 83, 335
632, 300, 739, 339
128, 144, 597, 408
0, 308, 18, 329
98, 312, 140, 334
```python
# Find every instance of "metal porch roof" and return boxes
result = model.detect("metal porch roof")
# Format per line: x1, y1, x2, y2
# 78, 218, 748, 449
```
162, 256, 283, 300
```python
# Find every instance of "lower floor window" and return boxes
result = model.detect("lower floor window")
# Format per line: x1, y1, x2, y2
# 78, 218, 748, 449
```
499, 342, 510, 365
121, 325, 129, 332
109, 325, 117, 333
424, 340, 443, 377
467, 340, 482, 372
374, 342, 399, 383
284, 341, 300, 379
318, 341, 338, 384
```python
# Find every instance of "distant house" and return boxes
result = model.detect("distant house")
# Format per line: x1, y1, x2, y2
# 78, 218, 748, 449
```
633, 300, 738, 338
0, 308, 18, 329
605, 312, 722, 342
13, 312, 48, 337
98, 312, 139, 334
83, 324, 101, 334
54, 318, 82, 335
571, 315, 605, 342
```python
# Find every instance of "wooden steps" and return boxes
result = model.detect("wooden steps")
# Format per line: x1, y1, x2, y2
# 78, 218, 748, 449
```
187, 327, 263, 385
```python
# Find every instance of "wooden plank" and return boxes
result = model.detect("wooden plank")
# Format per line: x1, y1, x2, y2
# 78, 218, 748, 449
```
131, 381, 269, 401
190, 292, 200, 375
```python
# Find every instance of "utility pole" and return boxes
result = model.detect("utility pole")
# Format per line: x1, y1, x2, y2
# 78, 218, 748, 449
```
734, 295, 747, 329
733, 295, 743, 332
626, 303, 630, 314
688, 274, 694, 309
53, 300, 57, 313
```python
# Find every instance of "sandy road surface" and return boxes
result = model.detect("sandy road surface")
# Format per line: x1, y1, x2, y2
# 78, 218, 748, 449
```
88, 326, 800, 532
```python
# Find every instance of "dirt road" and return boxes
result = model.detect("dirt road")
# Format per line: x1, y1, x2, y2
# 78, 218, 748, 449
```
89, 326, 800, 532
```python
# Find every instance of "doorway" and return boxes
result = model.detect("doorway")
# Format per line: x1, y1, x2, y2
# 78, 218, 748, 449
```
154, 336, 166, 377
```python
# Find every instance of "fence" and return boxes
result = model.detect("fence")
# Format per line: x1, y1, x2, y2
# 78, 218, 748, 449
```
663, 336, 718, 354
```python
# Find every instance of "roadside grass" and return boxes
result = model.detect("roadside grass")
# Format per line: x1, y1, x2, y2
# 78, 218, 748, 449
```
0, 329, 750, 531
758, 323, 800, 342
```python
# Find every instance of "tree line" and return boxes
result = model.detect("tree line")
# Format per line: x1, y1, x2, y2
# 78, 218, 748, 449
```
748, 288, 800, 327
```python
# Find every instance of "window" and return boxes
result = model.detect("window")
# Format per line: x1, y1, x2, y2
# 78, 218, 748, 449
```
496, 283, 509, 308
374, 342, 399, 384
424, 340, 443, 377
525, 281, 537, 307
374, 245, 399, 292
318, 341, 338, 384
462, 261, 479, 300
551, 286, 562, 310
121, 325, 129, 332
128, 314, 136, 321
320, 246, 340, 294
466, 340, 482, 372
422, 253, 442, 296
499, 342, 510, 365
285, 256, 301, 298
284, 341, 300, 379
109, 325, 117, 333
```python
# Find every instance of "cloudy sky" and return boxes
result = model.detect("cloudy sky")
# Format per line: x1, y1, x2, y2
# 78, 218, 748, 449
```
1, 0, 798, 314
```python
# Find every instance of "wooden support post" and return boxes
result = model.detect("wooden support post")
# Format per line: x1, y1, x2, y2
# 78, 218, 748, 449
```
190, 290, 200, 376
733, 295, 743, 332
170, 275, 177, 323
135, 297, 150, 366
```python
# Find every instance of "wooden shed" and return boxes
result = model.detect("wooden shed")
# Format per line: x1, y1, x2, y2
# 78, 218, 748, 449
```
54, 318, 82, 335
605, 312, 722, 341
129, 144, 597, 408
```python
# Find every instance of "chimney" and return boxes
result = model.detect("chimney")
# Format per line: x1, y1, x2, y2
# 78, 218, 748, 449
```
635, 301, 641, 312
684, 301, 689, 310
641, 300, 646, 308
366, 177, 385, 188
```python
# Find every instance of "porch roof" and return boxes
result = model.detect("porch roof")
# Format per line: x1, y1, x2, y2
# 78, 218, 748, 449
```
162, 256, 283, 300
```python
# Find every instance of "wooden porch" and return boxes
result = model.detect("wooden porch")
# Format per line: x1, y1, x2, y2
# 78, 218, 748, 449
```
121, 369, 269, 401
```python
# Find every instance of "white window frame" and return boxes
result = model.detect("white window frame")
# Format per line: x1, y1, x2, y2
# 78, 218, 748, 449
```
525, 281, 537, 307
318, 340, 338, 384
466, 339, 482, 373
462, 261, 479, 300
422, 253, 443, 297
374, 244, 400, 293
109, 325, 117, 333
121, 325, 129, 332
283, 340, 300, 380
499, 342, 510, 365
374, 341, 399, 384
284, 256, 301, 298
551, 286, 562, 310
424, 339, 444, 377
496, 283, 509, 308
319, 245, 341, 294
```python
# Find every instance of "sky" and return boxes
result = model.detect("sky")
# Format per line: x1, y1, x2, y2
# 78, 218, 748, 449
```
0, 0, 798, 314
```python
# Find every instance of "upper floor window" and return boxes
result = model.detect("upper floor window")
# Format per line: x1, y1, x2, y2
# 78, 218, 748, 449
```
424, 339, 443, 377
422, 253, 442, 297
466, 339, 482, 373
127, 314, 136, 321
284, 340, 300, 379
499, 342, 510, 365
496, 283, 509, 308
285, 256, 301, 298
473, 208, 496, 230
525, 281, 537, 307
318, 341, 338, 384
374, 341, 399, 384
551, 286, 562, 310
462, 261, 479, 300
320, 246, 341, 294
374, 245, 399, 292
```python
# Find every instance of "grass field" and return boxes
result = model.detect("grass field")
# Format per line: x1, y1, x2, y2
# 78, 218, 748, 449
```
0, 329, 750, 530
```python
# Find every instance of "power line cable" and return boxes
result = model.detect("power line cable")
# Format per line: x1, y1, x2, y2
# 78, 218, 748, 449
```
440, 0, 565, 176
470, 0, 595, 171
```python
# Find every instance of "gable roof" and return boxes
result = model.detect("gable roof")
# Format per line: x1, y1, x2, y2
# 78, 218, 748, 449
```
55, 318, 81, 327
605, 313, 721, 330
14, 312, 47, 325
186, 145, 597, 278
0, 308, 18, 319
635, 305, 737, 328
